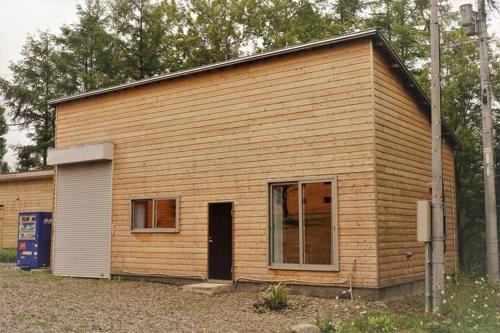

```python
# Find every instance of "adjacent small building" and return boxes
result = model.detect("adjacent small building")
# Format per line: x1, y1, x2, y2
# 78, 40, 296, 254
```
0, 170, 54, 248
45, 29, 459, 295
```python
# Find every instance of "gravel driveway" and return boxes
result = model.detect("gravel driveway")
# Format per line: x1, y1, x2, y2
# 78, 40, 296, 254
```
0, 264, 379, 332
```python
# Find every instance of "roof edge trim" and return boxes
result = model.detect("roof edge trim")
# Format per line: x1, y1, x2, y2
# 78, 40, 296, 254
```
0, 169, 54, 182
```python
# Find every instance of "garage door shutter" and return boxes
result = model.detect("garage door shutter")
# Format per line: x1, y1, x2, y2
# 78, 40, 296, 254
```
53, 161, 112, 278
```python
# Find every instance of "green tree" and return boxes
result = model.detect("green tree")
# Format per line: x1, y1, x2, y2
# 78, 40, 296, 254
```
332, 0, 365, 33
436, 10, 500, 272
0, 106, 9, 173
253, 0, 334, 50
0, 32, 58, 168
439, 28, 484, 272
109, 0, 180, 80
14, 145, 44, 171
177, 0, 258, 68
365, 0, 430, 63
56, 0, 122, 93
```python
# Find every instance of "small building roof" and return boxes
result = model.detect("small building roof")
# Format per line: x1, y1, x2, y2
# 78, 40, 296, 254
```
0, 169, 54, 182
48, 29, 460, 149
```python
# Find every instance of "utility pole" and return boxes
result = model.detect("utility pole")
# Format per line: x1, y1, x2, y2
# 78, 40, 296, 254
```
460, 1, 499, 283
430, 0, 445, 312
478, 0, 499, 283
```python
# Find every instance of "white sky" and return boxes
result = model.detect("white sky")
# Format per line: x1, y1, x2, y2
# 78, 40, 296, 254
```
0, 0, 499, 167
0, 0, 81, 166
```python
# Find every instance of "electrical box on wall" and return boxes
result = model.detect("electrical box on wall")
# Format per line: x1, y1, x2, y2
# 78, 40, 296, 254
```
417, 200, 431, 242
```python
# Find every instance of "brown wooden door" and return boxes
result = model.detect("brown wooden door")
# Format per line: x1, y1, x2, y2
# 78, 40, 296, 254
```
208, 202, 233, 280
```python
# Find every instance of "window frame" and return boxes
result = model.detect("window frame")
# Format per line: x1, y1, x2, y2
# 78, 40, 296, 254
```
130, 196, 180, 233
267, 177, 339, 272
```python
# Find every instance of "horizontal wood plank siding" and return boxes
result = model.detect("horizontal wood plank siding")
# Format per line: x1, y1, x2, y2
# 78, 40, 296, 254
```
372, 48, 458, 287
56, 39, 379, 287
0, 178, 54, 248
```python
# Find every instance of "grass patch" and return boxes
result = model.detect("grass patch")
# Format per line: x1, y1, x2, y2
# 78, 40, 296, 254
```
317, 275, 500, 333
315, 313, 337, 333
2, 282, 19, 289
0, 248, 16, 263
10, 268, 65, 284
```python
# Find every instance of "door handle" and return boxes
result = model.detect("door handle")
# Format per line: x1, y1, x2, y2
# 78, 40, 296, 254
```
208, 236, 213, 243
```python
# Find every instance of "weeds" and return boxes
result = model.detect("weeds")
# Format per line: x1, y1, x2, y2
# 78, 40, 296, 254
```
264, 282, 288, 310
318, 274, 499, 333
315, 313, 337, 333
253, 282, 289, 312
339, 312, 397, 333
439, 274, 500, 332
0, 248, 16, 263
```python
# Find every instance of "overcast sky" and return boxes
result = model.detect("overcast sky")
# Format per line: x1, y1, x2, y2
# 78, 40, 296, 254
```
0, 0, 499, 167
0, 0, 81, 166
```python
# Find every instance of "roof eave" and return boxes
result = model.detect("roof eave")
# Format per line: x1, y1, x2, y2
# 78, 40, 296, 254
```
0, 169, 54, 182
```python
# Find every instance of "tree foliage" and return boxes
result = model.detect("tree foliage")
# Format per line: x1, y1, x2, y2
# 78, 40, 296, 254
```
252, 0, 335, 50
0, 32, 59, 169
0, 0, 498, 272
56, 0, 121, 93
0, 106, 9, 173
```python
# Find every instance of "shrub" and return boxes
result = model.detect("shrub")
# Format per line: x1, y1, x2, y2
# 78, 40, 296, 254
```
339, 312, 396, 333
315, 313, 337, 333
0, 248, 16, 263
263, 282, 288, 310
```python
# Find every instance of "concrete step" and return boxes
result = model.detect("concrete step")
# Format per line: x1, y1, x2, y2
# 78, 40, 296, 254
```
182, 282, 233, 295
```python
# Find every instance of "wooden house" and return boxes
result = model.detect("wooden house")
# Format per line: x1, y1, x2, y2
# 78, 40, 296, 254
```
0, 170, 54, 248
46, 29, 459, 296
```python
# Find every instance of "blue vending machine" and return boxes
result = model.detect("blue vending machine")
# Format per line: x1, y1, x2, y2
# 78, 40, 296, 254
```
17, 212, 52, 268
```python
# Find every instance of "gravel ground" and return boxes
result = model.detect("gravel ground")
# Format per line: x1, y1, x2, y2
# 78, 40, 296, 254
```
0, 264, 383, 333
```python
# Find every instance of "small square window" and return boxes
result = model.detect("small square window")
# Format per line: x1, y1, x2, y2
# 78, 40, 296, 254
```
131, 197, 179, 232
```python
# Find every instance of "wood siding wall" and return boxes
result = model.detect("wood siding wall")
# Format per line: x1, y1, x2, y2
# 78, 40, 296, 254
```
372, 48, 458, 287
0, 178, 54, 248
55, 39, 379, 287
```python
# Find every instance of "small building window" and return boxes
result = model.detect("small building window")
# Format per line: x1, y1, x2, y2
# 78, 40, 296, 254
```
269, 178, 338, 271
131, 197, 179, 232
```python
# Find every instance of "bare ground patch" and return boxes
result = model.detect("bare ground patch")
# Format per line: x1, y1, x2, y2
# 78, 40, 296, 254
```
0, 264, 383, 333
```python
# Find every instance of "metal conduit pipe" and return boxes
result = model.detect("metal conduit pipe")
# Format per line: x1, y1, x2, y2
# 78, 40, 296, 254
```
233, 258, 357, 299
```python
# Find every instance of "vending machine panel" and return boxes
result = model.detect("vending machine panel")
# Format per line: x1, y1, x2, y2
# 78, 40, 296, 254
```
17, 212, 52, 268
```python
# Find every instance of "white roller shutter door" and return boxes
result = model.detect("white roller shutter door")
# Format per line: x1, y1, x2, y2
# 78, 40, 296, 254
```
53, 161, 112, 278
